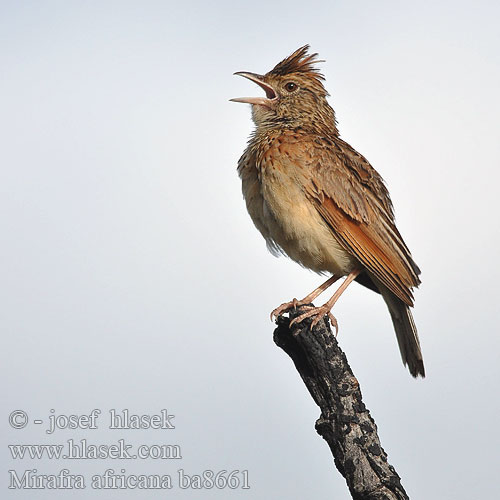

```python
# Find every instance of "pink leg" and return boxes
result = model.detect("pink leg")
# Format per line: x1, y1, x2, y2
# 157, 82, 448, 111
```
271, 275, 341, 321
290, 269, 361, 331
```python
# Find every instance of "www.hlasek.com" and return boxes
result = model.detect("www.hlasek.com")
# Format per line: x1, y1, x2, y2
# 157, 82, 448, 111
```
7, 408, 250, 490
9, 439, 182, 460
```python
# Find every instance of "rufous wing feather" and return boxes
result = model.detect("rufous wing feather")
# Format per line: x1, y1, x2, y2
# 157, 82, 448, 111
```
313, 196, 416, 306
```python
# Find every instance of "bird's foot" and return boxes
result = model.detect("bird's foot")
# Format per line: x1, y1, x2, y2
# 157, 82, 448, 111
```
289, 304, 338, 334
270, 298, 305, 322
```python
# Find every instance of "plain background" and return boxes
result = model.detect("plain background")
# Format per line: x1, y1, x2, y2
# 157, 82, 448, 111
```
1, 1, 499, 498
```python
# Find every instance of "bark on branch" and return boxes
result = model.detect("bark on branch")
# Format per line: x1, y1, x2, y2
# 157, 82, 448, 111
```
273, 306, 409, 500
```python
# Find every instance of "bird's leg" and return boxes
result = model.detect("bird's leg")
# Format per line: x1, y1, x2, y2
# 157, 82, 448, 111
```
270, 275, 341, 321
290, 269, 362, 332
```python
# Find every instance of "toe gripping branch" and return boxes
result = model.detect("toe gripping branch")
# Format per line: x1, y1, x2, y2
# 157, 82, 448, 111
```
273, 307, 409, 500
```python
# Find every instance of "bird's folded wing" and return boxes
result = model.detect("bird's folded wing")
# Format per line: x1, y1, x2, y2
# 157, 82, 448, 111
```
281, 135, 420, 306
314, 197, 418, 305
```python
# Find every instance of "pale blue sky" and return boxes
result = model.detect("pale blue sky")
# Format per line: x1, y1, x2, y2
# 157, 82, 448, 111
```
2, 1, 499, 498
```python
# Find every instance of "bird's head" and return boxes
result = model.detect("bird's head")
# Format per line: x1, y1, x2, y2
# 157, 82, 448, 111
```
231, 45, 338, 135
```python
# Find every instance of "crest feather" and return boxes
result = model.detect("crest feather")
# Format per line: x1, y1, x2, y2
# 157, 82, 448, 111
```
268, 45, 324, 81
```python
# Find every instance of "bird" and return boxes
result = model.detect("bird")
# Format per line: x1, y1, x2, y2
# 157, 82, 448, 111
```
231, 45, 424, 378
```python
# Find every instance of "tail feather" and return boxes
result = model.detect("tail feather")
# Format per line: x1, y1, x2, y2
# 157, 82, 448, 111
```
378, 283, 425, 378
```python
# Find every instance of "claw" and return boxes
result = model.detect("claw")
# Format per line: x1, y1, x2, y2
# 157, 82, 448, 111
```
288, 306, 318, 327
327, 312, 339, 336
270, 298, 303, 322
290, 305, 338, 332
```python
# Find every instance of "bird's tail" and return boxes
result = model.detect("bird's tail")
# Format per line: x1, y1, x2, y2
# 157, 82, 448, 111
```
378, 285, 425, 378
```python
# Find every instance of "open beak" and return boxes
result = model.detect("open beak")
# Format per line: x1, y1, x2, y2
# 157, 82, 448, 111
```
230, 72, 277, 108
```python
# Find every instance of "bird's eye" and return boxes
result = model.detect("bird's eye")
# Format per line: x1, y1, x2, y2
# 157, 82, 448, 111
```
285, 82, 297, 92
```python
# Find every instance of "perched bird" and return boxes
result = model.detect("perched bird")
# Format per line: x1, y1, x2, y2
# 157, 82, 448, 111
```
231, 46, 424, 377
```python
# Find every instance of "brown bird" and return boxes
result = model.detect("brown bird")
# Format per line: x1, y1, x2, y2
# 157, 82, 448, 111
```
231, 46, 424, 377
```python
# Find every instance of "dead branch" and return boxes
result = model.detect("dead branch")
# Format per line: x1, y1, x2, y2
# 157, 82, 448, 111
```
273, 306, 409, 500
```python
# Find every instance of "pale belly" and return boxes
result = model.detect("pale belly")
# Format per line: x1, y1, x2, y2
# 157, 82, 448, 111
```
243, 166, 356, 276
